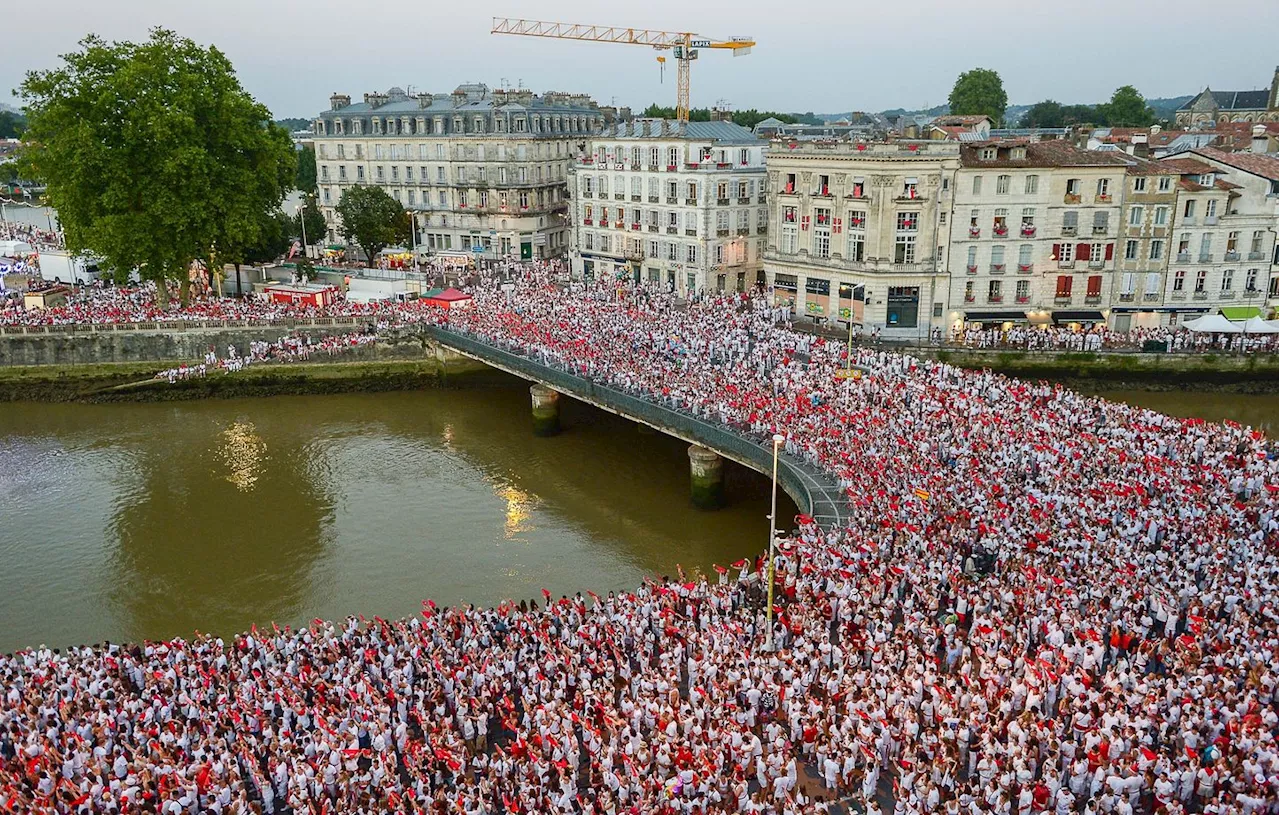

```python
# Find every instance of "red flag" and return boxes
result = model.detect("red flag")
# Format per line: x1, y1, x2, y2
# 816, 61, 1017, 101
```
541, 589, 552, 601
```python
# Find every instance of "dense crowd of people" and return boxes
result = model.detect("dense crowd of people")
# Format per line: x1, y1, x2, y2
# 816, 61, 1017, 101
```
0, 261, 1277, 815
0, 219, 63, 251
151, 332, 379, 383
952, 325, 1277, 354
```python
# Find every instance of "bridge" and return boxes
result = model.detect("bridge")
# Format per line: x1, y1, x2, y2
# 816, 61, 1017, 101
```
423, 325, 850, 527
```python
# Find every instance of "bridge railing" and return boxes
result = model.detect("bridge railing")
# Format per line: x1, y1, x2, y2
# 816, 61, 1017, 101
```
424, 325, 837, 519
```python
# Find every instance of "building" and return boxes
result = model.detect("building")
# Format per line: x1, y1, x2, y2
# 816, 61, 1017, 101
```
567, 119, 766, 295
311, 84, 607, 261
762, 140, 961, 336
947, 141, 1129, 331
1175, 69, 1279, 126
1111, 157, 1182, 330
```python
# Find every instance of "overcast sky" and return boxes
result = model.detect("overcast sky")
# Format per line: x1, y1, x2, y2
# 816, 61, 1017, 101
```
5, 0, 1278, 118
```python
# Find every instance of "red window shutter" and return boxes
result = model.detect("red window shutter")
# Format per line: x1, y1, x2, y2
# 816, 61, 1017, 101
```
1105, 243, 1114, 260
1051, 243, 1060, 260
1088, 275, 1102, 296
1076, 243, 1090, 260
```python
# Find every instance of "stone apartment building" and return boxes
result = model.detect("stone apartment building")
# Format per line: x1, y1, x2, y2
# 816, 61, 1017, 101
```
1159, 148, 1278, 320
1111, 158, 1182, 331
311, 84, 607, 261
947, 142, 1129, 330
762, 141, 961, 336
567, 120, 767, 295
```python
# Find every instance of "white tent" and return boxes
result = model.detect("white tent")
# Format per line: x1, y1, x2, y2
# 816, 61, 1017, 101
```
1182, 313, 1244, 333
1241, 316, 1280, 334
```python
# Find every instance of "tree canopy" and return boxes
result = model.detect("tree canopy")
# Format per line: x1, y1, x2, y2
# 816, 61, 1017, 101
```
16, 28, 295, 299
295, 144, 317, 193
0, 110, 25, 139
638, 104, 818, 129
1098, 85, 1155, 127
1021, 100, 1065, 128
334, 185, 410, 265
947, 68, 1008, 125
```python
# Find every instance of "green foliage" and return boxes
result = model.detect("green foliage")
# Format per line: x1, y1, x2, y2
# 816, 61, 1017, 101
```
334, 185, 410, 265
294, 195, 326, 245
638, 104, 816, 128
273, 117, 312, 131
947, 68, 1008, 125
1060, 104, 1102, 126
0, 110, 25, 139
16, 28, 296, 294
1098, 86, 1155, 127
295, 144, 317, 193
1021, 100, 1065, 128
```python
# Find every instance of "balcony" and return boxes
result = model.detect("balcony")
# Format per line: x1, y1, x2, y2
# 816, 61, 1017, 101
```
666, 165, 678, 172
685, 229, 697, 236
597, 192, 608, 200
582, 219, 593, 226
1064, 193, 1082, 204
738, 197, 752, 205
781, 187, 797, 196
1092, 226, 1108, 235
1183, 216, 1197, 226
992, 226, 1009, 238
966, 265, 978, 275
1248, 251, 1265, 260
667, 197, 678, 205
969, 227, 982, 239
1054, 296, 1073, 304
1085, 295, 1102, 304
1020, 225, 1036, 238
1058, 260, 1076, 270
1177, 252, 1191, 262
685, 199, 698, 206
647, 225, 659, 233
631, 195, 642, 202
666, 227, 678, 234
1193, 290, 1208, 300
1205, 215, 1219, 226
964, 295, 976, 303
717, 198, 730, 206
1198, 254, 1212, 263
1017, 264, 1033, 273
614, 193, 625, 200
1143, 292, 1161, 301
988, 296, 1004, 304
1015, 296, 1030, 304
1118, 293, 1135, 302
1089, 260, 1105, 269
649, 196, 660, 203
1095, 194, 1113, 204
757, 226, 768, 235
717, 228, 730, 237
1171, 292, 1187, 300
1225, 250, 1240, 261
990, 264, 1006, 274
1062, 226, 1077, 236
630, 223, 641, 231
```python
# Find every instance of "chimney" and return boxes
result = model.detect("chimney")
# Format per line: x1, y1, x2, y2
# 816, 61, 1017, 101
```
1132, 133, 1149, 158
1251, 124, 1268, 154
330, 93, 351, 111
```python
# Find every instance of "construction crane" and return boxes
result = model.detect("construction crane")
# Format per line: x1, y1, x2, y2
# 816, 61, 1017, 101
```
490, 18, 754, 123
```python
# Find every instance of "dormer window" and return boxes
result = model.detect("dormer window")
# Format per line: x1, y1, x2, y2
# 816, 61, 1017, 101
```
980, 148, 996, 161
1010, 147, 1026, 160
453, 117, 464, 133
1198, 173, 1214, 187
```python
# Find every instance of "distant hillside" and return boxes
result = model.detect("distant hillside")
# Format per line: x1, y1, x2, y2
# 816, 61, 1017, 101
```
878, 95, 1194, 127
274, 117, 312, 132
1147, 95, 1194, 118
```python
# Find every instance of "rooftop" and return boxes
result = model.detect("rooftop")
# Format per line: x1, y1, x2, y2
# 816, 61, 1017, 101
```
1188, 146, 1280, 181
598, 119, 758, 144
959, 140, 1131, 168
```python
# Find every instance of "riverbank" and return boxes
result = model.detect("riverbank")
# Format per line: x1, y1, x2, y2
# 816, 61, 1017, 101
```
0, 355, 501, 402
926, 348, 1279, 393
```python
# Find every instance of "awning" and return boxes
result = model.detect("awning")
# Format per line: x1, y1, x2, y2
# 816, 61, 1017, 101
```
1051, 310, 1105, 323
1220, 306, 1261, 320
964, 310, 1029, 322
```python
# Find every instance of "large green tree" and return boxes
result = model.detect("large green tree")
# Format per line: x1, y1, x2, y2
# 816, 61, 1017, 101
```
947, 68, 1008, 125
1098, 85, 1155, 127
1021, 100, 1065, 128
295, 144, 317, 193
334, 185, 410, 265
0, 110, 25, 139
16, 28, 295, 301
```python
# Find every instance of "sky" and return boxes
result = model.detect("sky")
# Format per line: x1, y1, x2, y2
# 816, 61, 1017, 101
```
4, 0, 1279, 119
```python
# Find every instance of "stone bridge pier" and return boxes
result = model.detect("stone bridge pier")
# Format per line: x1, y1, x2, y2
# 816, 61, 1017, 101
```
530, 384, 561, 437
687, 445, 725, 510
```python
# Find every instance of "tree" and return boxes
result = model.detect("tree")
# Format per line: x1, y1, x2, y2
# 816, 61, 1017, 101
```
334, 185, 409, 265
295, 144, 317, 193
16, 29, 295, 302
1021, 100, 1065, 128
0, 111, 25, 139
1061, 104, 1102, 127
1098, 85, 1155, 127
947, 68, 1008, 125
294, 195, 326, 246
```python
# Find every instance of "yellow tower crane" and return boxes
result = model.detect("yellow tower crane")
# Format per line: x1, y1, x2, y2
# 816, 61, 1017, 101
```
490, 18, 754, 123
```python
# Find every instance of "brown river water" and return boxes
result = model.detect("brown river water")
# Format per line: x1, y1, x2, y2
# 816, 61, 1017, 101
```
0, 379, 1272, 653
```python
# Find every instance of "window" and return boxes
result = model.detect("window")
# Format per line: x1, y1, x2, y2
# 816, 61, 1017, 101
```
1184, 199, 1196, 218
356, 166, 365, 181
1153, 206, 1168, 227
1090, 243, 1105, 263
1149, 240, 1164, 261
782, 205, 797, 224
1066, 178, 1081, 196
1206, 199, 1218, 218
1011, 147, 1026, 160
896, 212, 918, 231
1055, 276, 1073, 298
1151, 176, 1169, 192
1200, 233, 1212, 258
458, 189, 467, 207
1087, 275, 1102, 298
1221, 270, 1233, 292
1018, 244, 1033, 268
894, 234, 917, 264
390, 166, 398, 181
1128, 206, 1144, 227
806, 278, 831, 296
1177, 233, 1190, 257
1133, 177, 1146, 193
1063, 211, 1078, 232
773, 273, 798, 291
972, 176, 983, 195
996, 175, 1010, 195
902, 178, 918, 199
1093, 210, 1109, 232
980, 148, 996, 161
687, 245, 698, 264
967, 245, 978, 268
1194, 270, 1207, 292
1120, 273, 1136, 296
667, 147, 679, 167
1025, 175, 1039, 194
815, 207, 832, 227
1226, 231, 1239, 253
814, 226, 831, 258
988, 280, 1002, 301
584, 232, 594, 251
687, 181, 698, 200
780, 226, 798, 253
1199, 173, 1214, 187
1096, 178, 1111, 198
1251, 230, 1265, 255
739, 148, 749, 165
1057, 243, 1075, 263
846, 231, 864, 262
991, 245, 1005, 269
1173, 270, 1186, 292
1246, 268, 1259, 291
965, 281, 975, 302
1125, 240, 1139, 260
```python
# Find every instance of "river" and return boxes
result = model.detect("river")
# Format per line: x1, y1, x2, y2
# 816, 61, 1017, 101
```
0, 386, 792, 653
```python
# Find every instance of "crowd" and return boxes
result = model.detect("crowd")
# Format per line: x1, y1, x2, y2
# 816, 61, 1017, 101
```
0, 219, 63, 251
952, 325, 1277, 354
0, 262, 1277, 815
151, 332, 379, 383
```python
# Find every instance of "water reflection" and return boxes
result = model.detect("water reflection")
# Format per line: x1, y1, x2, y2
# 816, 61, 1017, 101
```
219, 420, 267, 491
495, 483, 537, 539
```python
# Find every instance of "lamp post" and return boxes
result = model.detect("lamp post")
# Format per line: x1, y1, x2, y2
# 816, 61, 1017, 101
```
764, 433, 784, 651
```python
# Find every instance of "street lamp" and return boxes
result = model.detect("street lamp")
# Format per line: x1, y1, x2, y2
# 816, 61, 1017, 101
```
764, 433, 784, 651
